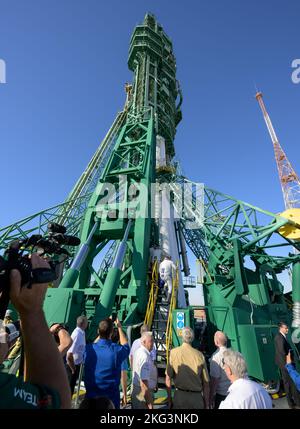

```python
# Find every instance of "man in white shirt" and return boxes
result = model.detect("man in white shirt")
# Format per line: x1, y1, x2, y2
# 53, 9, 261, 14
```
219, 349, 272, 409
66, 315, 88, 395
130, 324, 156, 368
209, 331, 231, 409
131, 332, 157, 409
159, 256, 176, 302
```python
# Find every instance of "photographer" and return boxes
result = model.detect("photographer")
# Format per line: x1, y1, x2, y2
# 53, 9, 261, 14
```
49, 322, 72, 357
0, 253, 71, 409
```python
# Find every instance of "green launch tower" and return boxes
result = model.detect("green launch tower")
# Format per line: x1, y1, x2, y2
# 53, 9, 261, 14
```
1, 14, 300, 389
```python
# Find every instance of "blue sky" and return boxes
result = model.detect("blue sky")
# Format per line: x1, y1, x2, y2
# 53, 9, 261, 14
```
0, 0, 299, 303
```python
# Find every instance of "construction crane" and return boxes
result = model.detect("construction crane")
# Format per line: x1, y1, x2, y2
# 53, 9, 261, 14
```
2, 14, 300, 393
255, 92, 300, 210
256, 91, 300, 328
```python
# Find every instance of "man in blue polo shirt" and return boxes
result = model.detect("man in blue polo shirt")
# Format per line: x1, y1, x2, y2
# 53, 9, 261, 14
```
286, 351, 300, 393
84, 317, 130, 409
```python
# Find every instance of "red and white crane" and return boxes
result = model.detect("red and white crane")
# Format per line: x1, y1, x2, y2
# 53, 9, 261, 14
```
256, 92, 300, 210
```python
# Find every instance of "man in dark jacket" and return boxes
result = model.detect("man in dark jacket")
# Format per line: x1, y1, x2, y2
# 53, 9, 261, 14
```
274, 321, 300, 408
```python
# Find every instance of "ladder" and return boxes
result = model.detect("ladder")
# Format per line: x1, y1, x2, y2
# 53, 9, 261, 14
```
144, 262, 179, 386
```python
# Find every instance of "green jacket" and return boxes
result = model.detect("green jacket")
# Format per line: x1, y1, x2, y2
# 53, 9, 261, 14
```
0, 373, 60, 409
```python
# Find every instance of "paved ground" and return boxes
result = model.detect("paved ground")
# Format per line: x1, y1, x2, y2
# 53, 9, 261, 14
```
272, 396, 289, 409
72, 390, 291, 409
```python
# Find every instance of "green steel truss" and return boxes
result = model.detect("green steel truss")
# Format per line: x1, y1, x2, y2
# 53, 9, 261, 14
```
0, 195, 91, 253
41, 13, 182, 340
59, 109, 127, 225
178, 179, 300, 382
0, 14, 183, 339
54, 111, 156, 338
180, 181, 300, 264
2, 14, 300, 386
128, 13, 182, 157
0, 105, 127, 253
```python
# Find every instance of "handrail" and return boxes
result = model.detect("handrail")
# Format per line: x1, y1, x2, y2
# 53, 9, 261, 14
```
198, 258, 213, 283
166, 261, 179, 366
144, 260, 159, 328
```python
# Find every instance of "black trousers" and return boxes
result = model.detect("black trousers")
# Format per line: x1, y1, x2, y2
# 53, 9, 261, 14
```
214, 393, 227, 409
280, 366, 300, 407
66, 364, 81, 396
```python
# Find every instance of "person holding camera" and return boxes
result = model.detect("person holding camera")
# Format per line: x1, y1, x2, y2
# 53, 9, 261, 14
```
0, 254, 71, 409
83, 316, 130, 409
49, 322, 72, 358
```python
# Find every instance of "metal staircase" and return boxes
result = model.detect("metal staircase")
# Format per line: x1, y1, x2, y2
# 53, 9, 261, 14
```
144, 261, 179, 386
152, 289, 169, 385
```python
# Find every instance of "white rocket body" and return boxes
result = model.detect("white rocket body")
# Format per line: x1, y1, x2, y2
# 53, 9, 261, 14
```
155, 135, 187, 308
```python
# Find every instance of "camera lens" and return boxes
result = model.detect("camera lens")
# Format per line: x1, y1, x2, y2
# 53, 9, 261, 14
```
48, 223, 67, 234
53, 234, 80, 246
62, 235, 81, 246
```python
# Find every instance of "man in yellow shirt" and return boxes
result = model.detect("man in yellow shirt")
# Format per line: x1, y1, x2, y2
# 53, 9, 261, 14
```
165, 327, 210, 409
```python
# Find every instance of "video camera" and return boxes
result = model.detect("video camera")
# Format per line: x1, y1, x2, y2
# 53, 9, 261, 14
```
0, 222, 80, 319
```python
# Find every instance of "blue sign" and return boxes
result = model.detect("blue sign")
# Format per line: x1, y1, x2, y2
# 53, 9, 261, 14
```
176, 312, 185, 330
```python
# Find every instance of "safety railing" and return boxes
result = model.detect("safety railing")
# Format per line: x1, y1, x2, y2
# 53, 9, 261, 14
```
197, 258, 213, 283
144, 260, 159, 328
165, 262, 179, 366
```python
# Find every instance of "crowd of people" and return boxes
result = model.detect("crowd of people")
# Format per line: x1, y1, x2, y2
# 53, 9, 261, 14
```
1, 253, 300, 410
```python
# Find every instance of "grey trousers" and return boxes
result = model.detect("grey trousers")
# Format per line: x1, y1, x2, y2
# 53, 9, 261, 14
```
131, 385, 154, 409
